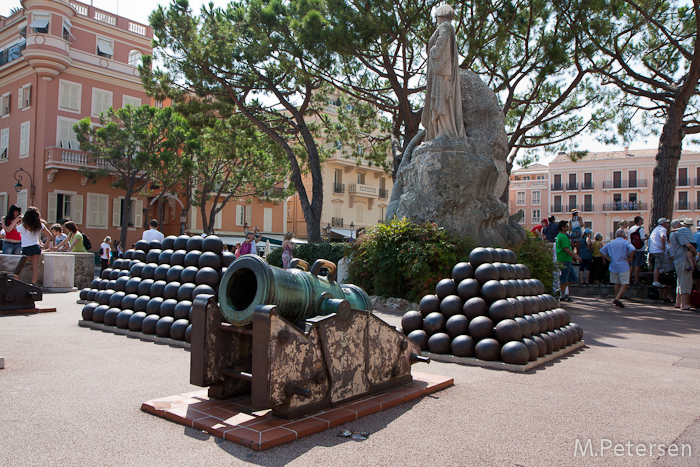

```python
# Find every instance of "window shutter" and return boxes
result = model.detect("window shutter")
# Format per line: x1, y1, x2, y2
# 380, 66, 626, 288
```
47, 192, 57, 223
18, 87, 23, 109
245, 205, 252, 225
112, 197, 121, 227
60, 83, 69, 108
263, 208, 272, 232
214, 204, 222, 230
17, 191, 27, 212
19, 122, 30, 156
134, 199, 143, 229
235, 205, 243, 226
73, 194, 83, 225
23, 85, 30, 108
70, 85, 79, 110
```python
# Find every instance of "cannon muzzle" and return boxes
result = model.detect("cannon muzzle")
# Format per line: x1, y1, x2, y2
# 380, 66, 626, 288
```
218, 255, 371, 326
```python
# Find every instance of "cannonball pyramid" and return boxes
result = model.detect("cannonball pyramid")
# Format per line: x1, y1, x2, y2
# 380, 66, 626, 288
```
401, 246, 584, 366
79, 235, 235, 343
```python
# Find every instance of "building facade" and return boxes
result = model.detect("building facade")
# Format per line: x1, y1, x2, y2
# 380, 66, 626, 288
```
508, 163, 549, 228
510, 148, 700, 239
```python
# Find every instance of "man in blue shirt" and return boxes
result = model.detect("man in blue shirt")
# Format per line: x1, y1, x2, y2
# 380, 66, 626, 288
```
600, 229, 636, 308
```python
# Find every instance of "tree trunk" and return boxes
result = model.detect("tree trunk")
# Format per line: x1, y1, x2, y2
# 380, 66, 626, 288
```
650, 103, 685, 226
157, 193, 165, 231
120, 186, 133, 251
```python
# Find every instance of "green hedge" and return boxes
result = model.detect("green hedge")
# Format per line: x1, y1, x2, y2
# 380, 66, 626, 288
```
505, 229, 557, 291
266, 242, 349, 268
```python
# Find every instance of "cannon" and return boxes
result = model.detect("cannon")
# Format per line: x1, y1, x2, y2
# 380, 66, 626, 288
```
0, 254, 43, 312
191, 255, 428, 419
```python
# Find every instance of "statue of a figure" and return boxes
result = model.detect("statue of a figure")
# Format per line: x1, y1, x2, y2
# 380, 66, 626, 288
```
421, 4, 467, 143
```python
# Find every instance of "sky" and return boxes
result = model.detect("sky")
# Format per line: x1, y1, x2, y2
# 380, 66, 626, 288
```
1, 0, 692, 166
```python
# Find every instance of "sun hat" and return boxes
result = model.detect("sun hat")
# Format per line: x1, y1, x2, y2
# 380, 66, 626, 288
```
657, 217, 670, 224
682, 218, 693, 226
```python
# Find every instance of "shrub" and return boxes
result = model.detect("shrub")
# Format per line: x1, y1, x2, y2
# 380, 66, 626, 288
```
266, 242, 349, 269
505, 229, 558, 291
346, 218, 473, 302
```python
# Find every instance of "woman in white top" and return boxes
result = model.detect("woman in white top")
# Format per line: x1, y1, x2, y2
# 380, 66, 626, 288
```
15, 206, 51, 284
100, 236, 112, 272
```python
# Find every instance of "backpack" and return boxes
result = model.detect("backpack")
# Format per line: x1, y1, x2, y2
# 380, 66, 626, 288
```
81, 232, 92, 250
630, 228, 643, 249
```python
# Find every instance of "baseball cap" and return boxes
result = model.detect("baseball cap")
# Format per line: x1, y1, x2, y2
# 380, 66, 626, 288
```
657, 217, 670, 224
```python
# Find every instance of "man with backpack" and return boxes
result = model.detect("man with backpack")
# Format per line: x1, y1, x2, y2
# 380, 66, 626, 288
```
628, 216, 647, 284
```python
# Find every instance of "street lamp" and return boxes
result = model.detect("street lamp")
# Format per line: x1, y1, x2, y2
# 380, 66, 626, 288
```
349, 221, 355, 241
244, 221, 249, 234
180, 210, 187, 235
325, 222, 332, 241
13, 167, 34, 201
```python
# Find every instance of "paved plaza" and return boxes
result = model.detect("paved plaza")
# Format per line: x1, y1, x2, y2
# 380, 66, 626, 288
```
1, 291, 699, 466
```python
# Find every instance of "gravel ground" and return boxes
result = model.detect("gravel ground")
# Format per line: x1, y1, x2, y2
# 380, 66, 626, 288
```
1, 292, 699, 466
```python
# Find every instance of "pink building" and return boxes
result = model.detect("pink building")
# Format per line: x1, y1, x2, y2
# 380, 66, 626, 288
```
0, 0, 154, 247
510, 148, 700, 239
508, 163, 549, 228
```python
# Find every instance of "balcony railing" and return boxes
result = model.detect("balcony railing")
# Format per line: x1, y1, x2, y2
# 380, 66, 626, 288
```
333, 183, 345, 194
45, 146, 111, 170
0, 40, 26, 67
602, 179, 648, 189
566, 204, 578, 212
551, 183, 563, 191
581, 182, 594, 190
551, 204, 564, 213
603, 202, 648, 211
677, 178, 691, 187
581, 204, 595, 212
348, 183, 377, 197
676, 201, 691, 211
379, 188, 389, 199
566, 182, 578, 190
331, 217, 343, 227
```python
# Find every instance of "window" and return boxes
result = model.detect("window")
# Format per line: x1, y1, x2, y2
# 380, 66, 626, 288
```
522, 176, 531, 180
57, 118, 79, 149
214, 204, 223, 230
92, 89, 113, 116
112, 197, 143, 228
18, 84, 30, 109
532, 209, 540, 223
263, 208, 272, 232
127, 49, 142, 66
357, 144, 364, 155
334, 140, 342, 150
357, 203, 364, 222
0, 93, 9, 117
554, 195, 562, 211
583, 172, 593, 189
17, 190, 27, 213
154, 100, 164, 109
59, 80, 81, 112
87, 193, 108, 228
19, 121, 30, 157
96, 37, 114, 59
122, 95, 141, 108
30, 13, 49, 34
47, 192, 79, 223
235, 205, 244, 226
516, 191, 525, 206
531, 190, 540, 205
0, 193, 7, 219
357, 173, 366, 185
0, 128, 8, 161
62, 20, 74, 41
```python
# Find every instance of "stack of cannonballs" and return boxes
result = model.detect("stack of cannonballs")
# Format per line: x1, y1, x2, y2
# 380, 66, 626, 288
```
79, 234, 235, 343
401, 247, 584, 365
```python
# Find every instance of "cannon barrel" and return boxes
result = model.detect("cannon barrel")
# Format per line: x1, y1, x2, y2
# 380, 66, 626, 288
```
218, 255, 372, 326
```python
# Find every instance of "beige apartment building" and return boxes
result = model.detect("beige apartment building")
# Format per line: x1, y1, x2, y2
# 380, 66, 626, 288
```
509, 163, 550, 228
510, 148, 700, 239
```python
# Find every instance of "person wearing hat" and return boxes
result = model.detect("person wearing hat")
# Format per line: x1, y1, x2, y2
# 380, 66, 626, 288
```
649, 217, 670, 288
570, 209, 583, 255
600, 229, 636, 308
531, 218, 548, 238
669, 218, 697, 310
579, 227, 593, 285
628, 216, 648, 284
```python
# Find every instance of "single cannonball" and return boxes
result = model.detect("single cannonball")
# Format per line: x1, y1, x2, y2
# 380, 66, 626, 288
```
141, 314, 160, 334
507, 297, 524, 317
525, 314, 540, 334
475, 263, 499, 285
517, 296, 533, 315
123, 249, 134, 260
481, 280, 507, 303
116, 310, 134, 329
135, 240, 150, 252
419, 295, 440, 317
560, 327, 574, 346
104, 307, 120, 326
142, 263, 159, 280
407, 329, 429, 351
100, 268, 112, 280
463, 297, 488, 320
148, 240, 162, 251
155, 316, 174, 338
505, 264, 517, 280
489, 299, 515, 323
570, 322, 584, 341
510, 280, 524, 297
137, 279, 154, 296
469, 247, 492, 269
533, 313, 547, 333
186, 236, 204, 252
158, 250, 174, 265
198, 251, 222, 270
166, 265, 184, 283
170, 319, 189, 341
118, 270, 129, 278
185, 324, 192, 343
518, 279, 530, 295
428, 332, 451, 354
401, 310, 423, 335
475, 338, 501, 361
547, 310, 561, 328
513, 264, 524, 280
469, 316, 495, 341
92, 305, 109, 323
128, 311, 147, 332
93, 290, 104, 305
196, 267, 220, 287
506, 250, 517, 264
180, 266, 199, 284
445, 315, 469, 338
121, 294, 138, 310
90, 279, 101, 289
222, 252, 235, 267
87, 289, 98, 301
423, 312, 446, 335
493, 262, 509, 280
457, 278, 480, 301
554, 329, 568, 347
114, 277, 129, 292
539, 312, 555, 332
440, 295, 463, 318
146, 249, 162, 264
539, 332, 554, 354
163, 282, 181, 300
82, 303, 97, 321
530, 334, 547, 357
170, 250, 186, 266
192, 284, 216, 300
500, 341, 529, 365
495, 248, 510, 263
534, 279, 545, 295
147, 297, 164, 316
129, 263, 144, 278
494, 319, 522, 344
452, 262, 475, 283
108, 291, 125, 309
178, 283, 197, 302
174, 235, 190, 251
107, 280, 117, 289
451, 335, 476, 357
162, 235, 177, 250
132, 250, 147, 262
559, 309, 571, 326
533, 295, 546, 313
174, 301, 192, 320
547, 331, 562, 351
159, 299, 178, 318
98, 289, 114, 306
522, 338, 539, 361
201, 235, 224, 253
150, 280, 167, 298
79, 288, 90, 300
500, 280, 517, 298
514, 317, 532, 338
133, 295, 151, 313
483, 247, 498, 262
518, 263, 531, 279
435, 278, 457, 300
154, 264, 170, 282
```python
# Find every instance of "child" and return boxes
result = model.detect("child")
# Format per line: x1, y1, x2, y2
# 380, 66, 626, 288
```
16, 206, 52, 284
45, 224, 67, 250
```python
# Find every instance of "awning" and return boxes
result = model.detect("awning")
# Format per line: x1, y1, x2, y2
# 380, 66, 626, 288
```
330, 228, 354, 239
97, 39, 114, 56
29, 18, 49, 29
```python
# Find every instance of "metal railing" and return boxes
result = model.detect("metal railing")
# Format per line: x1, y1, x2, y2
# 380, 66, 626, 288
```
581, 182, 594, 190
0, 40, 26, 67
676, 201, 691, 210
566, 182, 578, 190
602, 179, 648, 189
581, 204, 595, 212
333, 183, 345, 194
551, 182, 563, 191
602, 202, 648, 211
331, 217, 343, 227
551, 204, 564, 213
677, 178, 691, 187
379, 188, 389, 199
566, 204, 578, 212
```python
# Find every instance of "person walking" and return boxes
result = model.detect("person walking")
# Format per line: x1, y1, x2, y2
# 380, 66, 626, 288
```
15, 207, 52, 284
670, 219, 697, 311
650, 218, 670, 288
556, 221, 581, 302
600, 229, 636, 308
100, 236, 112, 272
628, 216, 648, 284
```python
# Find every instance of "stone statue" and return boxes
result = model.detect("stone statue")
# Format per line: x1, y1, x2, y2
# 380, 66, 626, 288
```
422, 4, 466, 143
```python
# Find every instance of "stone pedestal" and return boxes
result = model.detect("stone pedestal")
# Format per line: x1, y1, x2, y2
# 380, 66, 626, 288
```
43, 254, 75, 291
20, 252, 94, 289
